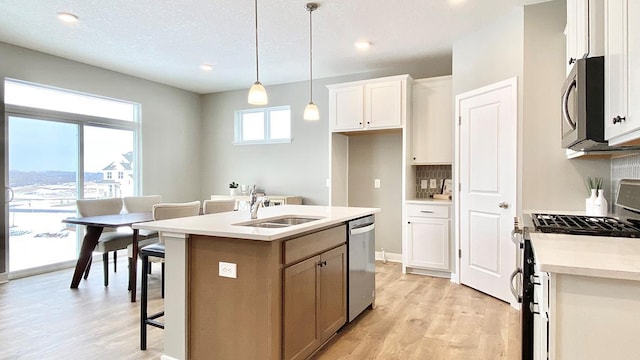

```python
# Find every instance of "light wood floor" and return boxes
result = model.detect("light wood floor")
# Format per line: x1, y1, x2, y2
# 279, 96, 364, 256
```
0, 258, 520, 360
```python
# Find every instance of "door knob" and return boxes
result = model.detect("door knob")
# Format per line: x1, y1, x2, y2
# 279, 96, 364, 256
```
498, 202, 509, 209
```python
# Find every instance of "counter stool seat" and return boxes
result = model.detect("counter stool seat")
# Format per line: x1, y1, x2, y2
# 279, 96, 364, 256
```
140, 242, 165, 350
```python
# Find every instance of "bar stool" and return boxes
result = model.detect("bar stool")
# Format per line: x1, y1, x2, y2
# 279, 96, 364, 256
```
140, 242, 165, 350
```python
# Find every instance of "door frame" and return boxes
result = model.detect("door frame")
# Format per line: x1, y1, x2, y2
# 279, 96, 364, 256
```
453, 77, 520, 308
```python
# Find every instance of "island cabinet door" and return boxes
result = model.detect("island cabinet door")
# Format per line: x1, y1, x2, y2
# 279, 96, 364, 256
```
317, 245, 347, 342
283, 255, 321, 360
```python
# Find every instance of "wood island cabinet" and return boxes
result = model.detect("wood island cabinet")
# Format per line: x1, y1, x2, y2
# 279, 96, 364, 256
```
283, 226, 347, 360
283, 245, 346, 360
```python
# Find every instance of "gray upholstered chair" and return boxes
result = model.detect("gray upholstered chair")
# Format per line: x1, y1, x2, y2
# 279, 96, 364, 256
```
124, 195, 162, 290
203, 198, 236, 214
75, 197, 131, 287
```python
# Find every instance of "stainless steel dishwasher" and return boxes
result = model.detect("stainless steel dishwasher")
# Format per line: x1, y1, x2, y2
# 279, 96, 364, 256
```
348, 214, 376, 322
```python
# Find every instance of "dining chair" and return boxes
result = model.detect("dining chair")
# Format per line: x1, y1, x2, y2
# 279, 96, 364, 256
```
123, 195, 162, 291
76, 197, 131, 287
140, 200, 201, 350
202, 198, 236, 214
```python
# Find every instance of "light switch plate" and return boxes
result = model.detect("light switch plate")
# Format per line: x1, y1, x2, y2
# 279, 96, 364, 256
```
430, 179, 437, 188
219, 261, 237, 279
420, 179, 428, 189
374, 179, 381, 188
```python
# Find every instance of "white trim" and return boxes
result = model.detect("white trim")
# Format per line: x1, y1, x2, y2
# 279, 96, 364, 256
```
374, 251, 402, 263
404, 267, 451, 278
0, 272, 7, 284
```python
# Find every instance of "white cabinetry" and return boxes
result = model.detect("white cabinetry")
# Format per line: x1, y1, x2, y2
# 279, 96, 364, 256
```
328, 75, 411, 132
604, 0, 640, 145
403, 202, 451, 275
411, 76, 452, 164
565, 0, 604, 75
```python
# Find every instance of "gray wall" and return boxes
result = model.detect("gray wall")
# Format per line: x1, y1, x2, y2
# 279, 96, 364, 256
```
453, 0, 610, 214
522, 0, 610, 211
200, 59, 452, 205
348, 132, 403, 254
0, 42, 202, 277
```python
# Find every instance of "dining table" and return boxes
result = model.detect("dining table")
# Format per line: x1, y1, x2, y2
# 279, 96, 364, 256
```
62, 212, 154, 302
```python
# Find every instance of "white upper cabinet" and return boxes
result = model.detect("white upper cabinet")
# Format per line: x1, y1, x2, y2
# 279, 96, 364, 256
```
566, 0, 605, 75
328, 75, 411, 132
605, 0, 640, 144
411, 76, 453, 164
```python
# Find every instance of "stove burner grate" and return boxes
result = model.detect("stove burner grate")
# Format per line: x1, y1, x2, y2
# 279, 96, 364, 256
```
531, 213, 640, 238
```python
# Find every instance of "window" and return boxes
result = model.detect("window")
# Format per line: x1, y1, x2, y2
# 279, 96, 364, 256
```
5, 78, 140, 274
234, 106, 291, 144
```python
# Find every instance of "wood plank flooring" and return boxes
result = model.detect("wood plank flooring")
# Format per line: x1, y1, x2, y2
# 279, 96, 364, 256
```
0, 257, 520, 360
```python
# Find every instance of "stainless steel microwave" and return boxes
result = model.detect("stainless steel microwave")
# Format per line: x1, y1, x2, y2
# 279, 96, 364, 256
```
561, 56, 605, 151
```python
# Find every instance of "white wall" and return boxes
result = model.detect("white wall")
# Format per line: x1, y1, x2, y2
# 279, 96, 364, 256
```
0, 42, 203, 202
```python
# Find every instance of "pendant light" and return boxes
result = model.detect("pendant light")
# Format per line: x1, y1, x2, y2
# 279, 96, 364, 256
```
303, 3, 319, 121
248, 0, 268, 105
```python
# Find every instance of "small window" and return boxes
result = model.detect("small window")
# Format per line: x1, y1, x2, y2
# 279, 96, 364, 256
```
234, 106, 291, 144
118, 171, 124, 179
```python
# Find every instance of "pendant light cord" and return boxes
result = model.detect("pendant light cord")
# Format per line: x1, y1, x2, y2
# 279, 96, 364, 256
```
254, 0, 260, 83
308, 4, 314, 101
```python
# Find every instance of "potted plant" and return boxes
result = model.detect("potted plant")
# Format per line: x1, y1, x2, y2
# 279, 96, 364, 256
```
229, 181, 239, 196
584, 177, 604, 215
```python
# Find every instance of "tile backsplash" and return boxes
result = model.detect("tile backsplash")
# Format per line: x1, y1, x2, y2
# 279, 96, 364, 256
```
415, 165, 452, 198
611, 154, 640, 212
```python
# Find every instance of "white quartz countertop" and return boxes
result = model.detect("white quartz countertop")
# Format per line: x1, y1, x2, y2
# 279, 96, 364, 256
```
133, 205, 380, 241
531, 232, 640, 281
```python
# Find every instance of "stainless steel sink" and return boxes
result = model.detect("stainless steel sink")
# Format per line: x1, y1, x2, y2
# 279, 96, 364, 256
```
235, 216, 324, 228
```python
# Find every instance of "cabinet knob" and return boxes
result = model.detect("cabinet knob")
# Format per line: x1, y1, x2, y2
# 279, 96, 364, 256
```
412, 157, 416, 160
568, 57, 576, 65
613, 115, 626, 124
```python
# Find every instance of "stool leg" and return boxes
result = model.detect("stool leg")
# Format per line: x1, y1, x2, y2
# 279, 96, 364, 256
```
83, 257, 92, 280
161, 262, 165, 299
141, 253, 149, 350
113, 250, 117, 272
102, 253, 109, 287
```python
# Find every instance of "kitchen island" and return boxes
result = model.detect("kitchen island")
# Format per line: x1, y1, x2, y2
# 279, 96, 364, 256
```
133, 205, 379, 360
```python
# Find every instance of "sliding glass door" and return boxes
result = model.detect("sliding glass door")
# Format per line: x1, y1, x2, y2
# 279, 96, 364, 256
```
8, 116, 79, 272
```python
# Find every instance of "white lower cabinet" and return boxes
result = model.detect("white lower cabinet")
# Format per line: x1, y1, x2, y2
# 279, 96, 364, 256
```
403, 203, 451, 274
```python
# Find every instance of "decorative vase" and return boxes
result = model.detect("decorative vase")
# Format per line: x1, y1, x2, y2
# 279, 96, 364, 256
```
586, 189, 597, 215
593, 189, 608, 216
230, 188, 237, 196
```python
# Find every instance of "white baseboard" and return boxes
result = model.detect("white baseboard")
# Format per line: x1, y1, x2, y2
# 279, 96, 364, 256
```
0, 272, 7, 284
405, 267, 451, 278
374, 251, 402, 263
161, 355, 180, 360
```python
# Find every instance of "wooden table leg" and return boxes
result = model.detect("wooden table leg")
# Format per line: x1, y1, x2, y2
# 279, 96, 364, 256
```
70, 226, 103, 288
130, 228, 139, 302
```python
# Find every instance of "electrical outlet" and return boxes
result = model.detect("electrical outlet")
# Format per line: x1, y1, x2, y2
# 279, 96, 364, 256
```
430, 179, 437, 188
374, 179, 381, 188
420, 179, 428, 189
219, 261, 237, 279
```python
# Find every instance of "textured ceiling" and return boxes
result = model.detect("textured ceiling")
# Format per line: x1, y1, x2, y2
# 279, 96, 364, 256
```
0, 1, 542, 94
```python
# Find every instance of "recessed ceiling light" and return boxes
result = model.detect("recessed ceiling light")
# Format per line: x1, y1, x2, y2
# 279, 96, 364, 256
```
57, 12, 79, 23
200, 64, 213, 71
354, 41, 371, 50
448, 0, 467, 6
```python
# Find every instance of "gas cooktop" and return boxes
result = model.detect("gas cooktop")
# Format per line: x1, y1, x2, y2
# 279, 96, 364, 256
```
531, 213, 640, 238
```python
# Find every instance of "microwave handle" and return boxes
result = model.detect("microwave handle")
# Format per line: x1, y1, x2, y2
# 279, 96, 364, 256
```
562, 79, 577, 131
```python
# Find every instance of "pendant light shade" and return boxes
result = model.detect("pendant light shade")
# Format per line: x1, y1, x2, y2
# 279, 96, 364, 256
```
304, 102, 320, 120
248, 81, 268, 105
248, 0, 268, 105
304, 3, 319, 121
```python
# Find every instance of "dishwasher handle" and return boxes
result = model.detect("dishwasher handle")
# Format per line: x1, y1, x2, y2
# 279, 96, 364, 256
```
350, 223, 375, 236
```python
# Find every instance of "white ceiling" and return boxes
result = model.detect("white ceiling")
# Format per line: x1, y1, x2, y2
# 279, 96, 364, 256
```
0, 0, 545, 94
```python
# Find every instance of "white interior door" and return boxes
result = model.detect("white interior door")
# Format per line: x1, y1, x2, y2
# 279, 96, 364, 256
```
456, 78, 517, 304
